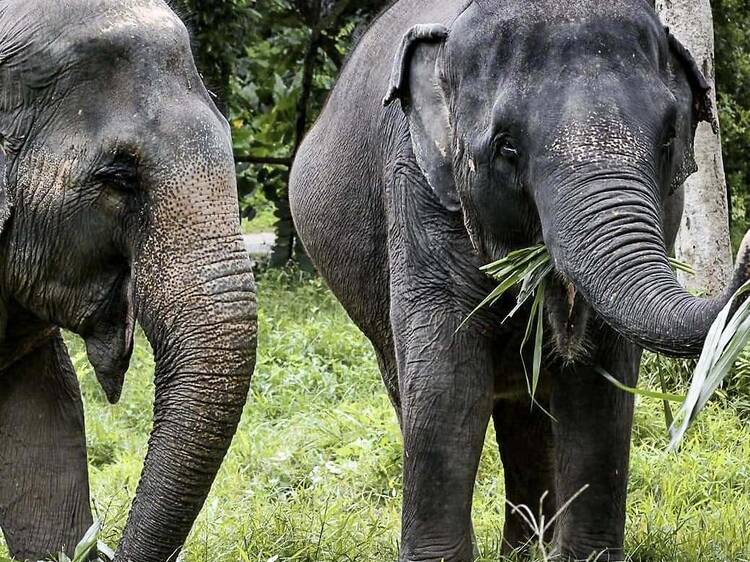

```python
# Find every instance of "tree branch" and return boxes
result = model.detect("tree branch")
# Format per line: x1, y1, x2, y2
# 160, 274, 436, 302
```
293, 27, 323, 156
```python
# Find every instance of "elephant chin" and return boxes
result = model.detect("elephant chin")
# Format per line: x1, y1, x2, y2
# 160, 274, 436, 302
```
545, 275, 593, 363
83, 278, 136, 404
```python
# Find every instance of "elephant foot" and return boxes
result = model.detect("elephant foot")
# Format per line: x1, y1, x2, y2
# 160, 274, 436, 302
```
400, 533, 475, 562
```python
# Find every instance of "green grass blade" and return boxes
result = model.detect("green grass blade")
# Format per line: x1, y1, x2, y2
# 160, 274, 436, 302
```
460, 247, 551, 331
520, 284, 543, 397
71, 520, 100, 562
694, 309, 750, 413
668, 257, 695, 276
480, 245, 547, 276
97, 540, 115, 561
506, 261, 554, 321
658, 369, 675, 432
597, 367, 685, 403
456, 272, 524, 331
531, 281, 545, 400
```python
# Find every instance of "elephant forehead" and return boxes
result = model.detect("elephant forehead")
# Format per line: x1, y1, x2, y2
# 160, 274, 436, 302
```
11, 0, 188, 62
0, 0, 190, 93
71, 2, 189, 59
91, 2, 184, 37
454, 0, 663, 59
4, 0, 182, 35
473, 0, 655, 22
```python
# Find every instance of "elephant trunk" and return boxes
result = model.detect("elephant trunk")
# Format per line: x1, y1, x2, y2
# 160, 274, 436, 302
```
114, 167, 256, 560
543, 174, 750, 358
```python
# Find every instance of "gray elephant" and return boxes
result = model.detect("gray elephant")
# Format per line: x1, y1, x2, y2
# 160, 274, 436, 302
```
290, 0, 750, 560
0, 1, 256, 560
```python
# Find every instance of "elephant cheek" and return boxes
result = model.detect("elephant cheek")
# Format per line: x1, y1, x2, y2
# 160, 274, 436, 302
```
545, 278, 593, 362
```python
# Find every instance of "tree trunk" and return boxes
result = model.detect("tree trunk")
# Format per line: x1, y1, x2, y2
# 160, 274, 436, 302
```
656, 0, 732, 296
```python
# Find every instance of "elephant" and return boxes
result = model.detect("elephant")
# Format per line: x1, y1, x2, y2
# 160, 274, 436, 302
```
290, 0, 750, 560
0, 1, 256, 560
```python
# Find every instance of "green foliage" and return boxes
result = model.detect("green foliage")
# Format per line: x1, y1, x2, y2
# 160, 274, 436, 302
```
172, 0, 253, 115
714, 0, 750, 248
229, 2, 334, 215
467, 245, 551, 402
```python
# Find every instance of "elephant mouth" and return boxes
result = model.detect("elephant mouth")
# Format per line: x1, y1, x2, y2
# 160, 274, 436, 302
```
79, 270, 136, 404
544, 275, 593, 363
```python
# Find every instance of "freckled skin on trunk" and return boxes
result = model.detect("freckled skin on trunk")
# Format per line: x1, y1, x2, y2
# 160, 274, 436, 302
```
291, 0, 750, 560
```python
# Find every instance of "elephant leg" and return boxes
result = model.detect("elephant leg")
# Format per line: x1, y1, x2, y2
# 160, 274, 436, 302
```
493, 399, 556, 556
549, 329, 642, 561
396, 318, 495, 562
0, 334, 93, 561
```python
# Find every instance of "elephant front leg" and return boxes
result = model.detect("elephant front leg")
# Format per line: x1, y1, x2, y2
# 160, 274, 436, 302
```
549, 331, 641, 561
396, 319, 495, 562
0, 334, 94, 561
493, 399, 556, 555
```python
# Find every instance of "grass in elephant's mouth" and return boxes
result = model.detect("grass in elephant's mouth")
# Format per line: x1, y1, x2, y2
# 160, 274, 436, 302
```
3, 269, 750, 562
471, 245, 750, 449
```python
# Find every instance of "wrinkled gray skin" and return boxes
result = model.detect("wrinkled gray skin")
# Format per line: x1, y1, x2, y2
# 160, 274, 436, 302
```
290, 0, 750, 560
0, 1, 256, 560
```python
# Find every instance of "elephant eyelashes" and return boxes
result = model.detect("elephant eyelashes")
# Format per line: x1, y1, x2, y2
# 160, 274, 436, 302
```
95, 161, 139, 193
494, 136, 519, 161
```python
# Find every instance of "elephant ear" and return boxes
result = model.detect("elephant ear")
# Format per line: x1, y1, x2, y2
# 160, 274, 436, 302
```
666, 29, 717, 130
383, 24, 459, 211
0, 146, 7, 342
0, 143, 9, 234
665, 27, 717, 192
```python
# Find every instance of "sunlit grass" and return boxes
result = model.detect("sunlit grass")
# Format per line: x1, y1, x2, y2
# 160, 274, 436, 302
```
1, 270, 750, 561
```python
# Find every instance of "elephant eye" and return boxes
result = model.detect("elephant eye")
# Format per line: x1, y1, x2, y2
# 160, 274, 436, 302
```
494, 135, 519, 161
662, 126, 677, 150
95, 160, 138, 193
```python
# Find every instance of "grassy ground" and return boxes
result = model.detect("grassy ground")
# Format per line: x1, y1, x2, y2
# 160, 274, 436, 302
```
2, 270, 750, 561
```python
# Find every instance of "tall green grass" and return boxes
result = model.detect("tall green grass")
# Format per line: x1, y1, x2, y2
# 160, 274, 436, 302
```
1, 270, 749, 561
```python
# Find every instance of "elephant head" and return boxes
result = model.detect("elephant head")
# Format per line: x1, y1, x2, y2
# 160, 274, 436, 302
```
384, 0, 750, 359
0, 0, 256, 559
